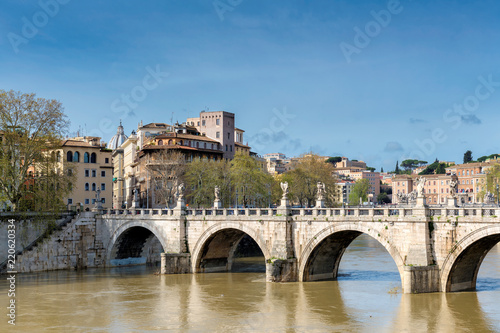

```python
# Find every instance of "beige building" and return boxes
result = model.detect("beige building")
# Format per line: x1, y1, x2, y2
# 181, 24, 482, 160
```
112, 132, 139, 209
335, 157, 367, 169
60, 136, 113, 210
445, 161, 500, 203
392, 174, 458, 205
187, 111, 235, 160
336, 180, 355, 204
350, 171, 381, 201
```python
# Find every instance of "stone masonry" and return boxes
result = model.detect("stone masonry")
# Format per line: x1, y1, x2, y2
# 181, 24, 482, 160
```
5, 204, 500, 294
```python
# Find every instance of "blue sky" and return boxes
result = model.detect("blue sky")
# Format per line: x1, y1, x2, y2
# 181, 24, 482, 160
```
2, 0, 500, 171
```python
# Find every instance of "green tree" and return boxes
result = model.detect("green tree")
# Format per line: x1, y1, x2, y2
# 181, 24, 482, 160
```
377, 192, 391, 204
395, 161, 400, 174
282, 153, 338, 207
435, 163, 446, 174
230, 152, 274, 207
145, 150, 186, 208
381, 167, 384, 173
481, 164, 500, 202
185, 158, 231, 208
349, 179, 370, 205
28, 150, 75, 211
464, 150, 473, 163
366, 167, 376, 172
401, 159, 427, 172
0, 90, 69, 211
326, 156, 342, 165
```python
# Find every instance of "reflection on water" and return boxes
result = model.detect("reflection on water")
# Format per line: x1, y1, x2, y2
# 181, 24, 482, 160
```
1, 235, 499, 332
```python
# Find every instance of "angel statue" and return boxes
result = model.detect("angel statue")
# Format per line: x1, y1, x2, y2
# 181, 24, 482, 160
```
415, 177, 426, 197
280, 181, 289, 199
316, 182, 325, 201
214, 185, 220, 200
177, 183, 185, 200
449, 179, 458, 198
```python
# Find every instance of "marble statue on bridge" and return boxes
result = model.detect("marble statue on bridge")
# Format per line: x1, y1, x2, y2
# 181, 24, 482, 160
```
280, 182, 289, 199
449, 179, 458, 199
484, 191, 495, 204
316, 182, 325, 201
214, 186, 220, 200
415, 177, 426, 197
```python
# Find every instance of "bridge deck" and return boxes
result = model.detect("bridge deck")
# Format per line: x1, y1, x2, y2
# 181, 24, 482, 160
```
101, 205, 500, 219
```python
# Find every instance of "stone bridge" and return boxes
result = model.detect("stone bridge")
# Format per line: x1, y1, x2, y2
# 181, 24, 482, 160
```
96, 201, 500, 294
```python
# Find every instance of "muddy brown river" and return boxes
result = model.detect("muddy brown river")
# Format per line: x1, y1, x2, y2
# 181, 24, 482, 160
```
1, 234, 499, 332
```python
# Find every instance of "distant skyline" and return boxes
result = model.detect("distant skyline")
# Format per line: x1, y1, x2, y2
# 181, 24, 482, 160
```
3, 0, 500, 171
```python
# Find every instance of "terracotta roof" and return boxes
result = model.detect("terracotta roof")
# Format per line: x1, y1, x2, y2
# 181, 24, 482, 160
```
235, 142, 250, 148
61, 140, 95, 148
141, 145, 224, 154
140, 122, 170, 129
155, 133, 219, 143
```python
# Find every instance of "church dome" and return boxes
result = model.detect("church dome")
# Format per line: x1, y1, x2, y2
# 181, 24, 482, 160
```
109, 121, 128, 150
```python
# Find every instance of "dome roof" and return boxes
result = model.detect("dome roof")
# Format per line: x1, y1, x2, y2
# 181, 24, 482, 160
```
108, 121, 128, 150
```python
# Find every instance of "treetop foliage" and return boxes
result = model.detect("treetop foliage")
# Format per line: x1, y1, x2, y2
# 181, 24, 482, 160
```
0, 90, 70, 211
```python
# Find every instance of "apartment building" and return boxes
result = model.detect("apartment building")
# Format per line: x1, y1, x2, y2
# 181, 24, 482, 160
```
350, 171, 381, 200
60, 136, 113, 210
392, 174, 458, 204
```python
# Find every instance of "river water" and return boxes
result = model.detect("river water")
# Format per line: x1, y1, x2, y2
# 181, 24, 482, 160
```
2, 235, 500, 332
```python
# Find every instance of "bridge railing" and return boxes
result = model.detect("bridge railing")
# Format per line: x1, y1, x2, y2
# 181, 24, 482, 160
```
101, 205, 500, 219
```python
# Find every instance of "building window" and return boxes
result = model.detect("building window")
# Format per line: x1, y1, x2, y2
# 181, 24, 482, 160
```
225, 145, 228, 151
67, 151, 73, 162
101, 183, 105, 191
101, 170, 106, 177
73, 151, 80, 162
230, 145, 232, 152
68, 198, 73, 205
227, 132, 230, 139
101, 198, 105, 204
216, 119, 220, 125
85, 199, 90, 204
84, 152, 90, 163
216, 132, 220, 138
85, 183, 89, 191
92, 170, 96, 177
92, 199, 96, 204
105, 158, 109, 164
92, 183, 96, 191
85, 169, 90, 177
91, 153, 97, 163
202, 120, 206, 126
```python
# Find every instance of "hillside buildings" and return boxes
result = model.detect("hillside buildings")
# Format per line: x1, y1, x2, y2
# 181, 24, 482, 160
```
111, 111, 251, 209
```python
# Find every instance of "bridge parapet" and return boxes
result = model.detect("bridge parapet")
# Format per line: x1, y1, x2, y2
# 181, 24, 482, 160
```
101, 205, 500, 219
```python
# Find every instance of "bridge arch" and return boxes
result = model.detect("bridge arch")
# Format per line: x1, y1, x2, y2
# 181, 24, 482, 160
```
298, 223, 405, 283
440, 225, 500, 292
191, 222, 270, 273
106, 221, 168, 266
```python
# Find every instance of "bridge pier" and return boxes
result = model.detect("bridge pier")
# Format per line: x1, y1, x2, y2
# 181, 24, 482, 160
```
266, 258, 297, 282
160, 253, 191, 274
403, 266, 440, 293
